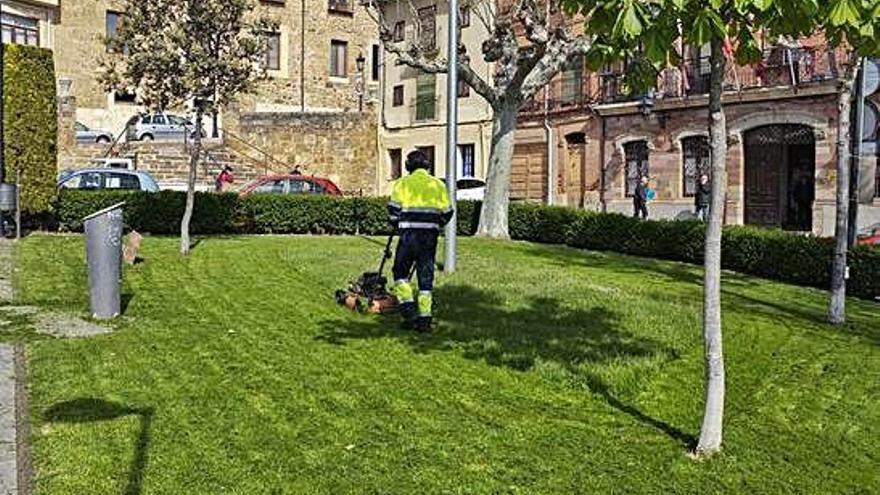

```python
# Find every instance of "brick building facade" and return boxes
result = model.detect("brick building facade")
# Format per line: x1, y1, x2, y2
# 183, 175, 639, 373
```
516, 40, 880, 236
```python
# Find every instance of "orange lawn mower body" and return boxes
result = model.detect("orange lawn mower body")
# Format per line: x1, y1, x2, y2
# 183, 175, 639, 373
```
335, 235, 401, 314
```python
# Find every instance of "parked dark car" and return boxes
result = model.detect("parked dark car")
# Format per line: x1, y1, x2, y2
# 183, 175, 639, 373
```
239, 174, 342, 197
58, 169, 160, 192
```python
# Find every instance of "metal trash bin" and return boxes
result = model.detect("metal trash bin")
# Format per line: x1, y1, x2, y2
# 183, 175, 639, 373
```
0, 184, 17, 212
83, 202, 125, 319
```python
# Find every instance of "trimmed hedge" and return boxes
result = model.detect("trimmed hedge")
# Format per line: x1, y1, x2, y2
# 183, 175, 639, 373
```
3, 45, 58, 213
54, 190, 880, 300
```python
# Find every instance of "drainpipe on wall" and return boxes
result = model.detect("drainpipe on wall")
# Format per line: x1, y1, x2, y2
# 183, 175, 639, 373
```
377, 45, 387, 195
300, 0, 306, 112
544, 85, 554, 206
599, 112, 607, 212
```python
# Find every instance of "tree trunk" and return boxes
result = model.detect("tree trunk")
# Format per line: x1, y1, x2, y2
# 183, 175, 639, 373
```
829, 57, 858, 325
695, 37, 727, 458
180, 108, 203, 255
476, 103, 519, 239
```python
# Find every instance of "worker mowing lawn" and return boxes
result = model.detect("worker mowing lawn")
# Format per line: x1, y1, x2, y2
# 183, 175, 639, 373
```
387, 151, 454, 333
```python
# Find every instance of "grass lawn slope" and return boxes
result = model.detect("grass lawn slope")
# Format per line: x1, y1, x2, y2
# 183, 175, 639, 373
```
13, 234, 880, 494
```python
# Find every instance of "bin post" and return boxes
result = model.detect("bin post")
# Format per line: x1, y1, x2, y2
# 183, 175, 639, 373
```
83, 202, 125, 319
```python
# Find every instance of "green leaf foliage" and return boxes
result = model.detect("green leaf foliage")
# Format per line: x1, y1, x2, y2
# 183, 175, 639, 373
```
3, 45, 58, 213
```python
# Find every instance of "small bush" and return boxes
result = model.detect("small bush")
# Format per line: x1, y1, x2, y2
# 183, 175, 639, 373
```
56, 190, 238, 234
3, 45, 57, 213
52, 191, 880, 300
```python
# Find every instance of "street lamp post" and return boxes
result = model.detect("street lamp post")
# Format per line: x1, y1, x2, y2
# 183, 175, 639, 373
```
355, 52, 366, 113
444, 0, 459, 273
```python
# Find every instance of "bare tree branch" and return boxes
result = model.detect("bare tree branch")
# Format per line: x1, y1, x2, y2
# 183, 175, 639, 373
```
365, 0, 497, 104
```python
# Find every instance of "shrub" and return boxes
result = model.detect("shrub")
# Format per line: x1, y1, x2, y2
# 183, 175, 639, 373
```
56, 190, 238, 234
52, 191, 880, 300
238, 194, 390, 235
3, 45, 57, 213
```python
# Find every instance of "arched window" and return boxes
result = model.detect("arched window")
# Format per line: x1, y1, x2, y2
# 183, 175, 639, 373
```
624, 141, 649, 197
682, 136, 710, 197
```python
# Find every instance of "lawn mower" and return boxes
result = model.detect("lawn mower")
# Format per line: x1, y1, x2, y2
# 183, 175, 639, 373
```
335, 235, 400, 314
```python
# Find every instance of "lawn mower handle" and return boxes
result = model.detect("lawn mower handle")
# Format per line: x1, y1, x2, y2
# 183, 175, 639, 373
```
377, 234, 395, 275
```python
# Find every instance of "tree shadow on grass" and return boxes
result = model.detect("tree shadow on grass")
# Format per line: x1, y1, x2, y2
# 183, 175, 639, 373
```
317, 284, 695, 447
521, 243, 880, 345
43, 398, 153, 495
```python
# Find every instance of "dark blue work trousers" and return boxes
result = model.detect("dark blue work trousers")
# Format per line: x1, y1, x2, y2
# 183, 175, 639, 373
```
392, 229, 438, 291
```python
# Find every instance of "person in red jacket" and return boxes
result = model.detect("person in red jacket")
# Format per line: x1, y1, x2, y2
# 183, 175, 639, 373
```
215, 166, 234, 192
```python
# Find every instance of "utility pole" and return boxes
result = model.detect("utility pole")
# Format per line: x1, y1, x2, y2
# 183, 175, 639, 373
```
0, 40, 5, 185
443, 0, 459, 273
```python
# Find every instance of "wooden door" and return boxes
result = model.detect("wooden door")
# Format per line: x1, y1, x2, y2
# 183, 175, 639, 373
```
745, 126, 785, 227
511, 144, 547, 201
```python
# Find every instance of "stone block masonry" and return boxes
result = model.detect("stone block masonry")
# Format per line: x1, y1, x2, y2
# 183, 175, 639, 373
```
233, 111, 379, 195
59, 141, 273, 191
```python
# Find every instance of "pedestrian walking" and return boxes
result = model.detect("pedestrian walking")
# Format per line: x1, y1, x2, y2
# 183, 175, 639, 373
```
695, 173, 711, 221
215, 166, 234, 192
633, 175, 649, 220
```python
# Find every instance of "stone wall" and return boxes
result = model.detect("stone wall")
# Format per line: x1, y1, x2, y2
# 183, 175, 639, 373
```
60, 141, 266, 191
231, 111, 379, 194
229, 0, 379, 114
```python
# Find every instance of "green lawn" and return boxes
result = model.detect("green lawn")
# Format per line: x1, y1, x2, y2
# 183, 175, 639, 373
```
11, 234, 880, 494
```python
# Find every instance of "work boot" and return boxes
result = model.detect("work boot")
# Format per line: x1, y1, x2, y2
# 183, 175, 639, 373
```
415, 316, 432, 333
399, 302, 417, 329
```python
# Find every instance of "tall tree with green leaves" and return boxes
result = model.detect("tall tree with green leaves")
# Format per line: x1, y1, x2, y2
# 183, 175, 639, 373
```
820, 0, 880, 325
567, 0, 822, 456
100, 0, 270, 254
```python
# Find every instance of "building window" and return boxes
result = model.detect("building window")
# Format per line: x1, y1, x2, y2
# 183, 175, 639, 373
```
417, 6, 436, 51
114, 90, 137, 103
458, 144, 475, 177
371, 44, 380, 81
457, 78, 470, 98
415, 72, 436, 121
1, 13, 39, 46
624, 141, 649, 197
682, 136, 710, 197
460, 6, 471, 28
265, 32, 281, 71
561, 55, 584, 105
328, 0, 354, 14
393, 21, 405, 43
392, 85, 404, 107
330, 40, 348, 77
415, 146, 436, 175
389, 148, 402, 179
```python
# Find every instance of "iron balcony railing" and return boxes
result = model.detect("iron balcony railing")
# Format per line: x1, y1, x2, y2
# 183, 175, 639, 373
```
520, 43, 844, 118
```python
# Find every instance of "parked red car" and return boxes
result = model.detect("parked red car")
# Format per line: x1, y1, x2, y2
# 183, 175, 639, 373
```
857, 226, 880, 246
239, 174, 342, 197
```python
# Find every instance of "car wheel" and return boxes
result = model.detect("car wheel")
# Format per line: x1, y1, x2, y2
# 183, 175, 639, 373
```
96, 136, 111, 144
140, 134, 154, 141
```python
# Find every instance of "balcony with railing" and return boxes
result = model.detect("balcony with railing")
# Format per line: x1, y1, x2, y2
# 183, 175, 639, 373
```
520, 43, 844, 119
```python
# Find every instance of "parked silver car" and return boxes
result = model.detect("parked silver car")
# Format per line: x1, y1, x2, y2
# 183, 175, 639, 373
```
58, 169, 160, 192
125, 112, 206, 142
75, 122, 113, 144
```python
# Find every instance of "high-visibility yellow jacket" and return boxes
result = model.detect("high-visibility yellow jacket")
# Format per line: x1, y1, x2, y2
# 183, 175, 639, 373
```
387, 169, 454, 230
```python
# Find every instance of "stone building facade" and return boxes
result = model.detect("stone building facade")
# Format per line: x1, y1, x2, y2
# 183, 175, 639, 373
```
376, 0, 495, 195
41, 0, 382, 193
1, 0, 57, 49
50, 0, 380, 133
516, 40, 880, 236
